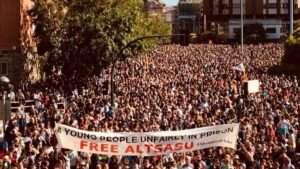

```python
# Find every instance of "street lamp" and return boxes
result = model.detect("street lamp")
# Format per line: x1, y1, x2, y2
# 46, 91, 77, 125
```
110, 34, 185, 106
0, 76, 10, 84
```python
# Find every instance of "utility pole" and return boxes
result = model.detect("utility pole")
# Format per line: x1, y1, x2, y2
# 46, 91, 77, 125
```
290, 0, 294, 35
241, 0, 244, 53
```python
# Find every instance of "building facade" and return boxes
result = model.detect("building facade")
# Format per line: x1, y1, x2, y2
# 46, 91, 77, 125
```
228, 19, 284, 39
176, 0, 203, 34
0, 0, 41, 85
162, 6, 178, 23
144, 0, 166, 17
204, 0, 298, 19
203, 0, 299, 39
144, 0, 178, 34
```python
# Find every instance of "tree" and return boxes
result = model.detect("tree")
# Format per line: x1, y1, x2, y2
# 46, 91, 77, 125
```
283, 20, 300, 67
268, 20, 300, 76
286, 20, 300, 44
235, 23, 266, 44
29, 0, 171, 83
293, 20, 300, 41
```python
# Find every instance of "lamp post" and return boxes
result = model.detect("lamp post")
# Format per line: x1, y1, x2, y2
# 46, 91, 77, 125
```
110, 34, 185, 106
240, 0, 244, 53
0, 76, 10, 84
290, 0, 294, 35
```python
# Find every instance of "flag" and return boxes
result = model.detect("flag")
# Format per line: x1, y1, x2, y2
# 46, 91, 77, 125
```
241, 73, 248, 82
145, 54, 149, 70
232, 63, 245, 72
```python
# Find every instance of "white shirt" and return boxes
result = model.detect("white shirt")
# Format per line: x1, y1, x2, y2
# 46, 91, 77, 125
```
277, 120, 290, 129
182, 163, 194, 169
288, 134, 296, 148
68, 150, 78, 167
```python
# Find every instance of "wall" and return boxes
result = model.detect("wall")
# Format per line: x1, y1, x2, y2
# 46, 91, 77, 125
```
0, 0, 20, 49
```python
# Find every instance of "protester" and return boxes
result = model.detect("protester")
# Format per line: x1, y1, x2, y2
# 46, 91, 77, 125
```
1, 43, 299, 169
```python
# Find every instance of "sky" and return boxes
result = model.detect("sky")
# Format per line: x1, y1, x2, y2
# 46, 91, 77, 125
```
163, 0, 300, 7
164, 0, 179, 6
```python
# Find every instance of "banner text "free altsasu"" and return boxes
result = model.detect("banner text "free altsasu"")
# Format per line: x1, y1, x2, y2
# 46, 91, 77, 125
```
55, 123, 240, 156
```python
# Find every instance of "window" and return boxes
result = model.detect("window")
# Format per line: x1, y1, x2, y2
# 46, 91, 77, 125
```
0, 63, 8, 75
233, 3, 240, 9
281, 8, 288, 14
282, 3, 289, 8
269, 8, 277, 14
223, 0, 229, 4
266, 28, 276, 33
267, 3, 277, 8
233, 28, 240, 33
223, 4, 229, 9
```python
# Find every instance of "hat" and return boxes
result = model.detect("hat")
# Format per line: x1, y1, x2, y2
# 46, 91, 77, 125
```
234, 155, 240, 159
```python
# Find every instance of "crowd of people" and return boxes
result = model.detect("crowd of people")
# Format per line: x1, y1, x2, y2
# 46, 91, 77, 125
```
1, 43, 300, 169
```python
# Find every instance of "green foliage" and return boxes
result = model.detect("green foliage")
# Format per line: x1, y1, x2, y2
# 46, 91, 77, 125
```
283, 20, 300, 66
277, 20, 300, 76
293, 21, 300, 40
29, 0, 171, 80
282, 42, 300, 66
286, 35, 297, 44
235, 23, 266, 43
189, 33, 197, 44
268, 64, 300, 76
286, 20, 300, 44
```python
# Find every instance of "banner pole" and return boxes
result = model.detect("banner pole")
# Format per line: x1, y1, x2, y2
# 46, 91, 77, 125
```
140, 130, 144, 168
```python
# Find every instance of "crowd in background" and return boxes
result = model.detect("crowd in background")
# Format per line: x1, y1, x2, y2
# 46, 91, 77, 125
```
1, 43, 300, 169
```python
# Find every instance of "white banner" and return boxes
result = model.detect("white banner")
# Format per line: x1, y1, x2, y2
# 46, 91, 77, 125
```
247, 80, 260, 94
55, 123, 240, 156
